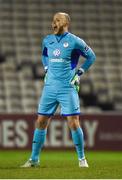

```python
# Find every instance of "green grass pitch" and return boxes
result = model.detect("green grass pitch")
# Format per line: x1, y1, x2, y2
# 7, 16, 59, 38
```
0, 150, 122, 179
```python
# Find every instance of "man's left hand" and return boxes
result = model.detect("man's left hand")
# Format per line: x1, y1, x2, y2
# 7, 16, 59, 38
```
71, 74, 80, 92
71, 68, 84, 92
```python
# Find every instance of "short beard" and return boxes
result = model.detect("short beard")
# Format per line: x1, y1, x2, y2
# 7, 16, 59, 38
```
54, 26, 64, 35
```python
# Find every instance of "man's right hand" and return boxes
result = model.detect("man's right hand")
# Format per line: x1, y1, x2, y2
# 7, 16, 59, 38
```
44, 66, 48, 83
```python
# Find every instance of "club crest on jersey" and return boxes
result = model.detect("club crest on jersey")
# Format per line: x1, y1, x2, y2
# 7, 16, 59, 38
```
53, 49, 61, 57
63, 42, 69, 48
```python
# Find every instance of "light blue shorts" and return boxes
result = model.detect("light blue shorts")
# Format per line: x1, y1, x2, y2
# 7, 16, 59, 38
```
37, 85, 80, 116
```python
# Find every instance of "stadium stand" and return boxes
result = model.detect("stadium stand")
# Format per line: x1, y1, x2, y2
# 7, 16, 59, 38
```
0, 0, 122, 113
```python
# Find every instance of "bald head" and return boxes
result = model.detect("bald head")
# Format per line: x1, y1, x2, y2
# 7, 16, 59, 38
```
54, 12, 70, 24
52, 12, 71, 34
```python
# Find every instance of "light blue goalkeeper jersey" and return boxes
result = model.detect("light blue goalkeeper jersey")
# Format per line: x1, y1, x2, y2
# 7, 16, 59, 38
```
42, 32, 96, 87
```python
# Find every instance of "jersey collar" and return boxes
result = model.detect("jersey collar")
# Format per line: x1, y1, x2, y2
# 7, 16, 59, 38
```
55, 32, 69, 43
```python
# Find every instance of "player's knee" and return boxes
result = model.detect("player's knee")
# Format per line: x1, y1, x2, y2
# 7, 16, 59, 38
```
68, 121, 79, 130
36, 115, 50, 129
67, 116, 80, 130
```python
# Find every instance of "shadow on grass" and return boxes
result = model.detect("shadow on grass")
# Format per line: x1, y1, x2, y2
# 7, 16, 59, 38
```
0, 166, 21, 170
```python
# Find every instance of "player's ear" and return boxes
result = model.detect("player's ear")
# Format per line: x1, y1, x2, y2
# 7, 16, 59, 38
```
63, 19, 69, 27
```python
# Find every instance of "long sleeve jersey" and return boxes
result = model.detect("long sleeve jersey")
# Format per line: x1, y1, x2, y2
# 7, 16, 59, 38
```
41, 32, 96, 87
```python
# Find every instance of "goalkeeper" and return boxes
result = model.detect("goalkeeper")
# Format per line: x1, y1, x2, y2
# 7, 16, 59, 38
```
22, 12, 96, 168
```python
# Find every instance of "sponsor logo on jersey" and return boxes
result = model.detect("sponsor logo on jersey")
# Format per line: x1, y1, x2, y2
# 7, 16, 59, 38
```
53, 49, 61, 57
50, 58, 64, 62
63, 42, 69, 48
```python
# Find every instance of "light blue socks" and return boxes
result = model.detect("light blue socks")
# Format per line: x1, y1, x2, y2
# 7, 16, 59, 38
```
71, 127, 85, 160
30, 128, 47, 162
30, 127, 84, 162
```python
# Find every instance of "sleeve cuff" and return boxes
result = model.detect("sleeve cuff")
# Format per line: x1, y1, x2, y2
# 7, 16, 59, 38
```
77, 68, 84, 76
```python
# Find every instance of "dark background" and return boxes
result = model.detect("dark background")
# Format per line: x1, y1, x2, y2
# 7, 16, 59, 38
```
0, 0, 122, 114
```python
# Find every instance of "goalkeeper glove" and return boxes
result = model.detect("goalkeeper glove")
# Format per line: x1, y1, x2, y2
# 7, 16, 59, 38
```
44, 66, 48, 83
71, 68, 84, 92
